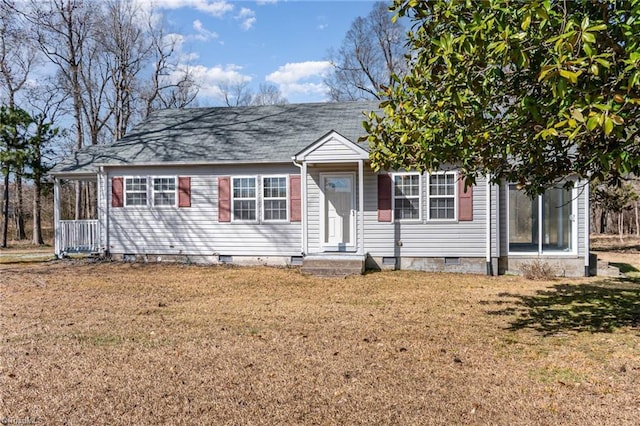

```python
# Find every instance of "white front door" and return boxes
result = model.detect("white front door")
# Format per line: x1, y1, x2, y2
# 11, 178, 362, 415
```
321, 174, 355, 250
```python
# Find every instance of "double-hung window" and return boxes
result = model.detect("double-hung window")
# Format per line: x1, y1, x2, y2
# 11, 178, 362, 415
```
509, 184, 575, 254
428, 172, 456, 220
232, 177, 257, 221
125, 177, 147, 206
153, 177, 176, 206
393, 173, 421, 220
262, 176, 288, 221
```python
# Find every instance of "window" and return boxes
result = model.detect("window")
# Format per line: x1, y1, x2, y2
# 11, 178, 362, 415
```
263, 176, 288, 221
428, 172, 456, 220
393, 173, 421, 220
509, 184, 575, 253
153, 177, 176, 206
125, 177, 147, 206
232, 177, 257, 221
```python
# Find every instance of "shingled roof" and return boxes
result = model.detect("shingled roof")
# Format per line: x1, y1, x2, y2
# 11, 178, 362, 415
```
50, 101, 380, 176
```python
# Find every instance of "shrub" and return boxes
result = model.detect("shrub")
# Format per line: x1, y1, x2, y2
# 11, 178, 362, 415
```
521, 260, 556, 280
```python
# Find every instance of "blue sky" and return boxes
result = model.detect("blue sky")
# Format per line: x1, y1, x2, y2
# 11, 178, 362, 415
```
147, 0, 381, 104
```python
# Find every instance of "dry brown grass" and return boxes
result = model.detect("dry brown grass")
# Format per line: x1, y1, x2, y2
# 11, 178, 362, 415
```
1, 261, 639, 425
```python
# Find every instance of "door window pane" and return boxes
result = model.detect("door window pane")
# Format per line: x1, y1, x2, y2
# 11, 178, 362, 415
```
542, 187, 572, 251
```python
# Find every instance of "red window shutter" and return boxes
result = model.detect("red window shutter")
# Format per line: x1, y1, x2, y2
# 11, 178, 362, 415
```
458, 178, 473, 221
289, 175, 301, 222
377, 174, 392, 222
178, 176, 191, 207
112, 177, 123, 208
218, 176, 231, 222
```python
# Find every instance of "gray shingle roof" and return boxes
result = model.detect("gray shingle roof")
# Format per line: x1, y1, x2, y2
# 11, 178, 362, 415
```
50, 101, 380, 176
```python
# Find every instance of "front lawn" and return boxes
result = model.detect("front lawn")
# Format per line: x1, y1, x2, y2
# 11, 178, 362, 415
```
1, 261, 639, 425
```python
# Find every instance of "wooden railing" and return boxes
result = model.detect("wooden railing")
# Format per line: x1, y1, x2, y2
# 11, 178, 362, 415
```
58, 220, 99, 254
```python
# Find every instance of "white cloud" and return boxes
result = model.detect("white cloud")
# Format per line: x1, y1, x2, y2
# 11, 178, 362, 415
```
256, 0, 278, 5
317, 24, 328, 31
236, 7, 256, 31
266, 61, 332, 85
174, 64, 252, 100
149, 0, 234, 17
192, 19, 218, 41
266, 61, 332, 100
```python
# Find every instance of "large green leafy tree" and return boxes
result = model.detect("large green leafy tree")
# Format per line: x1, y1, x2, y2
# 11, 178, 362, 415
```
365, 0, 640, 193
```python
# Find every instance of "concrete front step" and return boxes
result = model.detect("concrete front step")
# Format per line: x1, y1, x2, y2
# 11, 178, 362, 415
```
301, 255, 365, 277
594, 259, 623, 277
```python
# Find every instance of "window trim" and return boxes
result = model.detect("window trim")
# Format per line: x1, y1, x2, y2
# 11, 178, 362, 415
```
123, 176, 148, 207
231, 175, 258, 223
261, 175, 289, 223
427, 171, 458, 222
392, 172, 422, 222
507, 183, 579, 256
151, 176, 177, 208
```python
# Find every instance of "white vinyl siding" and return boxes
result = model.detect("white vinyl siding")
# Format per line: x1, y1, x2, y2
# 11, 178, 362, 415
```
361, 168, 490, 258
301, 136, 367, 162
107, 165, 301, 257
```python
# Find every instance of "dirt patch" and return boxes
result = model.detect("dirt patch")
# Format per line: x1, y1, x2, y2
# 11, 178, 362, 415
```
1, 261, 639, 425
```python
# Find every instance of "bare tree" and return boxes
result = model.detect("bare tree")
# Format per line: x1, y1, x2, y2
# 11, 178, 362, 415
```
141, 24, 199, 117
218, 80, 253, 107
27, 0, 93, 219
25, 80, 66, 244
0, 1, 40, 240
251, 83, 287, 106
100, 0, 148, 139
325, 1, 407, 101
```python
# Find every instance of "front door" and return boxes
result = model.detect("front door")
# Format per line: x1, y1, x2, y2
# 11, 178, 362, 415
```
321, 174, 355, 250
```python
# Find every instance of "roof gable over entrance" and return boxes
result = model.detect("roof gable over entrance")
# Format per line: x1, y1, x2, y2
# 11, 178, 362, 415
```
294, 131, 369, 163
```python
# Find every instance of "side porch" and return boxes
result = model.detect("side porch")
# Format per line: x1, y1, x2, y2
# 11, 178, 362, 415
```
53, 173, 105, 257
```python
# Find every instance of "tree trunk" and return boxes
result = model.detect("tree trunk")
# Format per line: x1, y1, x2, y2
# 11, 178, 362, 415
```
2, 171, 9, 248
600, 210, 607, 234
619, 213, 624, 243
15, 173, 26, 240
32, 178, 43, 245
636, 201, 640, 237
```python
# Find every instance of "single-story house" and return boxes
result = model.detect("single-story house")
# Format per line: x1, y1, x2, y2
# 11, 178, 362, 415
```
50, 101, 591, 276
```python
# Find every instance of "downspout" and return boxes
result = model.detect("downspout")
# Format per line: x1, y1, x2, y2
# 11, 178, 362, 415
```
292, 157, 306, 255
358, 159, 365, 257
486, 175, 492, 275
584, 179, 590, 277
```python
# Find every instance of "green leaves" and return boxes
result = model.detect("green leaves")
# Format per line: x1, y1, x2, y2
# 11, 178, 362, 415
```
366, 0, 640, 193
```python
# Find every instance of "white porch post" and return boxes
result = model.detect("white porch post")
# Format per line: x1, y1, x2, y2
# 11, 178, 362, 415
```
97, 168, 107, 254
358, 159, 364, 256
53, 177, 61, 257
302, 161, 308, 255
